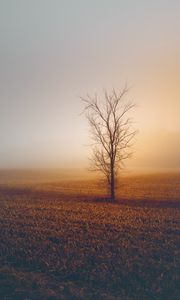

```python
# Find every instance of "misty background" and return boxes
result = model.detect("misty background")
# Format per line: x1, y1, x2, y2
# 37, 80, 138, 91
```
0, 0, 180, 170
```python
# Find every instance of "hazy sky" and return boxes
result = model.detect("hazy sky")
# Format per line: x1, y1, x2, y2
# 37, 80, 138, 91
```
0, 0, 180, 169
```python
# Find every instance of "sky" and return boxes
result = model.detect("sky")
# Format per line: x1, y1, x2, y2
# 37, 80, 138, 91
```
0, 0, 180, 169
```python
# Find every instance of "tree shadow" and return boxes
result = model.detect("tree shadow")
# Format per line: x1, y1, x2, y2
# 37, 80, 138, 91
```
91, 196, 180, 208
117, 198, 180, 208
0, 185, 179, 209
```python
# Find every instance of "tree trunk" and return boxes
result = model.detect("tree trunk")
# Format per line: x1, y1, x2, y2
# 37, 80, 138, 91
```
110, 165, 115, 201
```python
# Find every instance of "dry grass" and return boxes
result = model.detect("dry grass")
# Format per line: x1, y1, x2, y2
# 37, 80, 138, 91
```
0, 170, 180, 299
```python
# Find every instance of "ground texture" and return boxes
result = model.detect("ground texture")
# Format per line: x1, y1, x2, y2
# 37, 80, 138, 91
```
0, 172, 180, 299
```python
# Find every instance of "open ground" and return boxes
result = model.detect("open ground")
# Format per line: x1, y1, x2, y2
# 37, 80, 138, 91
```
0, 170, 180, 299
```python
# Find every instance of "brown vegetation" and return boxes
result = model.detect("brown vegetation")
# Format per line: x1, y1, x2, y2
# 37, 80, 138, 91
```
0, 172, 180, 299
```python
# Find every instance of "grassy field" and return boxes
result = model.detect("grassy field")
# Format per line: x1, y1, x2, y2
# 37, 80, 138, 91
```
0, 170, 180, 299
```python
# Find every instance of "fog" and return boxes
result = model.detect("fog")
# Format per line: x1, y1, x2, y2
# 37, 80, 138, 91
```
0, 1, 180, 170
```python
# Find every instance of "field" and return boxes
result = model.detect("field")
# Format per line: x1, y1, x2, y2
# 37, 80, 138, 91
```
0, 170, 180, 299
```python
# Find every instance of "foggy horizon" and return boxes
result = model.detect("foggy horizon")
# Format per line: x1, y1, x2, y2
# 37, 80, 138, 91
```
0, 1, 180, 170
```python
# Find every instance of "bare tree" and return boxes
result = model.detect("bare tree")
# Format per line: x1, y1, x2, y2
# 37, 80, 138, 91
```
82, 85, 137, 201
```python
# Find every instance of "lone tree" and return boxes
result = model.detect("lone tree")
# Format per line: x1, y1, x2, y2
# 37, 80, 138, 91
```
82, 85, 137, 201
